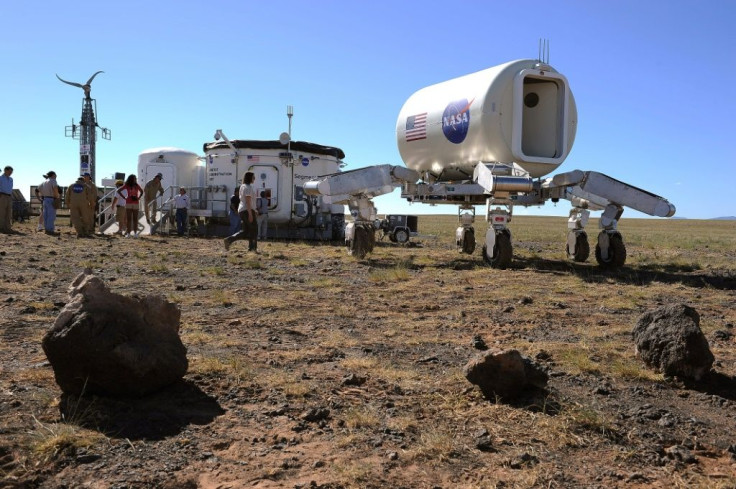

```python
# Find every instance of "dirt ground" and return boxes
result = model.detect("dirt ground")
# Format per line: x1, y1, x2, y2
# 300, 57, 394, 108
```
1, 216, 735, 489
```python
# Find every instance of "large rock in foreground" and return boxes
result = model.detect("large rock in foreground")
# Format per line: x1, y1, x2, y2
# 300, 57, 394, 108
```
464, 349, 548, 400
633, 303, 713, 380
42, 271, 188, 397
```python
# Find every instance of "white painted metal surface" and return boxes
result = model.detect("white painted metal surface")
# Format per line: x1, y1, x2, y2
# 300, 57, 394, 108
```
396, 59, 577, 180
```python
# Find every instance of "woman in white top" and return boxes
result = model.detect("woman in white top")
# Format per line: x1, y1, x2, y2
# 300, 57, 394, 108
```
223, 172, 258, 251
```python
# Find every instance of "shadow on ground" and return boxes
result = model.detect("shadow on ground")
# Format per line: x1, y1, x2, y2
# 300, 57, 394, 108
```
510, 256, 736, 290
59, 380, 225, 440
683, 371, 736, 401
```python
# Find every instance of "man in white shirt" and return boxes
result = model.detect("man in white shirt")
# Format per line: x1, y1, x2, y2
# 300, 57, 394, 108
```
174, 188, 190, 236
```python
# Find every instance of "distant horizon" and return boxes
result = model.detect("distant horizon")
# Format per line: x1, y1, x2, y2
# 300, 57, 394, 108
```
2, 1, 734, 220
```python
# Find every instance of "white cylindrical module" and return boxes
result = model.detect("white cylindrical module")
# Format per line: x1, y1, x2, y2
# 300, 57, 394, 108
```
396, 59, 577, 180
137, 147, 203, 190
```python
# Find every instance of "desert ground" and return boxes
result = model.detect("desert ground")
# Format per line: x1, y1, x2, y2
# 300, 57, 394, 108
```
1, 214, 735, 489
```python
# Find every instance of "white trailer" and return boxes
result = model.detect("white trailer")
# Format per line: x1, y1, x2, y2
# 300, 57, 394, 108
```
305, 57, 675, 269
202, 138, 346, 240
134, 141, 346, 239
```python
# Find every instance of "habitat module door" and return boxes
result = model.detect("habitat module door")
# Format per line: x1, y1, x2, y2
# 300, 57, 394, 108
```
142, 164, 176, 191
512, 69, 570, 165
250, 165, 278, 209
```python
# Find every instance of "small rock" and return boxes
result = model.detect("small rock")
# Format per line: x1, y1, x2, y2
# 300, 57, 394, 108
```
417, 356, 439, 364
474, 429, 496, 452
712, 330, 734, 341
471, 335, 488, 351
509, 452, 538, 469
535, 350, 551, 361
464, 349, 548, 400
633, 304, 714, 380
76, 454, 101, 464
302, 407, 330, 422
342, 373, 367, 386
518, 296, 533, 305
665, 445, 697, 464
387, 451, 399, 461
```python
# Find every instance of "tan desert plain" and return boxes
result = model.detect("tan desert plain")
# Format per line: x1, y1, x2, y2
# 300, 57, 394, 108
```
0, 215, 735, 488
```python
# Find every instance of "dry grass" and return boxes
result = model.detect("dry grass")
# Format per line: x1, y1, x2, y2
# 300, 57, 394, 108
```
1, 215, 734, 488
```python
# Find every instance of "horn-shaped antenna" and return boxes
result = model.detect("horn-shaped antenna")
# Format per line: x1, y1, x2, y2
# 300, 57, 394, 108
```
85, 70, 104, 86
55, 74, 84, 89
56, 71, 104, 98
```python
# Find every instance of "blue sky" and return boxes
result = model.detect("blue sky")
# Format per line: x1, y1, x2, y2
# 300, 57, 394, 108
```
1, 0, 734, 219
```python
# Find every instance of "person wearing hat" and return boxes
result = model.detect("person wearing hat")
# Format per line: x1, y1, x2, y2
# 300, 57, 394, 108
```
66, 176, 92, 237
38, 171, 60, 235
111, 179, 127, 235
82, 172, 98, 234
0, 166, 14, 234
144, 173, 164, 225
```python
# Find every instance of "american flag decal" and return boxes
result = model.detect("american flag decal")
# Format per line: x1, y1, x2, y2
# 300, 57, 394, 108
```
247, 155, 260, 163
405, 113, 427, 142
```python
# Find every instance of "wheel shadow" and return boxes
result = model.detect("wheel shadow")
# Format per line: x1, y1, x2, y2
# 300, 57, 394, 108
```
511, 255, 736, 291
59, 379, 225, 441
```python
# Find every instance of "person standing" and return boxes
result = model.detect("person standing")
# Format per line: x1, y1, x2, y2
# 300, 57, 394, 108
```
82, 172, 98, 235
228, 187, 241, 235
38, 171, 60, 235
173, 188, 190, 236
111, 179, 127, 235
256, 191, 269, 240
66, 177, 92, 237
0, 166, 13, 234
223, 172, 258, 252
118, 174, 143, 237
144, 173, 164, 224
33, 186, 44, 231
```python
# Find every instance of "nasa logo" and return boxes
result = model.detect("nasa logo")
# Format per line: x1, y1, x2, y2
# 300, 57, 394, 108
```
442, 98, 473, 144
301, 157, 309, 167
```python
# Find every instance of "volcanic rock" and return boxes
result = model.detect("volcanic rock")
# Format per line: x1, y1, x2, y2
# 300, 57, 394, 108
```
463, 348, 548, 400
42, 270, 188, 397
633, 304, 714, 380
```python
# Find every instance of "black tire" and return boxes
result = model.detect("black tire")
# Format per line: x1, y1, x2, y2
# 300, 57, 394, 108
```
367, 225, 376, 252
482, 231, 512, 269
566, 231, 590, 262
461, 228, 476, 254
595, 233, 626, 269
388, 233, 398, 243
394, 228, 410, 244
349, 225, 370, 259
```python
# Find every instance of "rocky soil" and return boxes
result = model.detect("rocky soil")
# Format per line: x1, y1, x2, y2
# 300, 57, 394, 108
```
1, 217, 735, 488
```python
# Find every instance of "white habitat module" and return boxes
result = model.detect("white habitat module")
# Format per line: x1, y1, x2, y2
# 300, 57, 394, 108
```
203, 140, 346, 239
396, 59, 577, 180
137, 147, 204, 191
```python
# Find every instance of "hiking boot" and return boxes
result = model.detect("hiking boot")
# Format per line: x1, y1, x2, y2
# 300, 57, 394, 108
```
223, 238, 231, 251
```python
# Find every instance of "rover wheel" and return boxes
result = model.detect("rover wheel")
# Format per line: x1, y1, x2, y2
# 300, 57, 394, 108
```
349, 225, 370, 259
461, 228, 476, 255
595, 233, 626, 269
482, 231, 512, 269
566, 231, 590, 262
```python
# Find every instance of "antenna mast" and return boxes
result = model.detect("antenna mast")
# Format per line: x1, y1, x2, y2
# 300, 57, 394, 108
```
56, 71, 111, 182
538, 39, 550, 64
